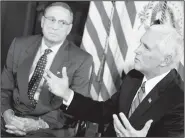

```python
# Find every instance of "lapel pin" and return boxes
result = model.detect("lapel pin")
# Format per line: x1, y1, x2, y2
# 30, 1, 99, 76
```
148, 98, 152, 103
57, 71, 60, 74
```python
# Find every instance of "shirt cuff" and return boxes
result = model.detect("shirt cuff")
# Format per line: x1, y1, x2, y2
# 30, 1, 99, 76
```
63, 89, 74, 107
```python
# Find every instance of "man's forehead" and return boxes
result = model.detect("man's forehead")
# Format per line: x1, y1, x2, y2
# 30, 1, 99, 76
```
45, 6, 70, 17
141, 27, 168, 46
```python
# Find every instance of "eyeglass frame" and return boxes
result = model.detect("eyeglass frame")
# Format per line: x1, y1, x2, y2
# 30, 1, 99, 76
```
43, 15, 72, 27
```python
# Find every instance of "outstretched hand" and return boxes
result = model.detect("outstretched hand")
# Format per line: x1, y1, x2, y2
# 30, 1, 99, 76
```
44, 67, 70, 100
113, 112, 153, 137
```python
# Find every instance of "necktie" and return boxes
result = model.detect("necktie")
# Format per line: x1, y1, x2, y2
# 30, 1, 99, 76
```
128, 81, 146, 118
28, 49, 52, 107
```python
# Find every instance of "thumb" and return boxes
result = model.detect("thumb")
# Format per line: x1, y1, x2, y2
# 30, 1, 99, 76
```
142, 119, 153, 133
62, 67, 68, 78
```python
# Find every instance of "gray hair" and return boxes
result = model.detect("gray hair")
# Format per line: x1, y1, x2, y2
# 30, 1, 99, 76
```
150, 25, 183, 67
44, 2, 73, 23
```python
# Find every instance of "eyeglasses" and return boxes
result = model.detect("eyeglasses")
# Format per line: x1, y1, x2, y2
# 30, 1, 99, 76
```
43, 15, 72, 27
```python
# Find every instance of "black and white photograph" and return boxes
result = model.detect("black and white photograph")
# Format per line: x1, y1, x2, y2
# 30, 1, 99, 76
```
1, 1, 184, 137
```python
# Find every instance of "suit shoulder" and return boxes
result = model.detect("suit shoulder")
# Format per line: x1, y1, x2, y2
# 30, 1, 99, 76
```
8, 35, 41, 52
127, 69, 144, 79
12, 35, 42, 50
68, 41, 92, 60
14, 35, 42, 43
172, 71, 184, 95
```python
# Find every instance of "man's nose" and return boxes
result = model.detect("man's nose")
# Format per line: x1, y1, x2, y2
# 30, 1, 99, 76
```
134, 45, 142, 55
52, 22, 60, 30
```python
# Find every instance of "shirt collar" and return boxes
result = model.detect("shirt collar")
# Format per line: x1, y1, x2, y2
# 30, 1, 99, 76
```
142, 70, 171, 95
39, 38, 64, 54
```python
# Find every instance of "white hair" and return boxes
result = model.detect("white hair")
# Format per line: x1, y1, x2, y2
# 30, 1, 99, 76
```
150, 25, 184, 67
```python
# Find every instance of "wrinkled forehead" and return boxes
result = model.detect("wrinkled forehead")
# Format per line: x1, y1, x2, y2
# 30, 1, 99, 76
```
45, 6, 71, 20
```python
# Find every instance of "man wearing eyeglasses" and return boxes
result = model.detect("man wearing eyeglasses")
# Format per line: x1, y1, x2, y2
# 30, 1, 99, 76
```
1, 2, 93, 137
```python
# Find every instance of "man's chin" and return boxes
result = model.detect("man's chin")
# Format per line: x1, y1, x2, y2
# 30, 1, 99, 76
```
134, 64, 141, 71
47, 38, 62, 44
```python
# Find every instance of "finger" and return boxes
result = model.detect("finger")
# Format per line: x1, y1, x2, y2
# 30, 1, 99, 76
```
6, 129, 14, 134
142, 119, 153, 133
113, 114, 127, 135
113, 120, 121, 133
10, 118, 25, 130
62, 67, 68, 78
13, 116, 26, 122
43, 75, 52, 86
46, 70, 55, 79
113, 122, 123, 137
44, 72, 52, 82
6, 129, 26, 136
5, 125, 18, 130
117, 132, 123, 137
14, 130, 26, 136
6, 124, 26, 132
119, 112, 133, 131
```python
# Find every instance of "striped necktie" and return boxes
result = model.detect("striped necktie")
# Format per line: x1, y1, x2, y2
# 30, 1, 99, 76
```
28, 49, 52, 107
128, 81, 146, 118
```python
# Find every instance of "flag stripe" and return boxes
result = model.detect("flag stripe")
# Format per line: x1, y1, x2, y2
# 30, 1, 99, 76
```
86, 18, 104, 59
99, 82, 110, 101
94, 1, 110, 34
81, 27, 100, 73
106, 45, 122, 90
112, 7, 128, 59
82, 17, 116, 99
87, 12, 121, 94
94, 1, 123, 92
125, 1, 137, 27
116, 1, 138, 73
90, 85, 99, 100
109, 22, 126, 74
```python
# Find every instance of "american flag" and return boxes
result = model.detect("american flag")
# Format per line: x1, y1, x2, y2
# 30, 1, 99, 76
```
81, 1, 184, 101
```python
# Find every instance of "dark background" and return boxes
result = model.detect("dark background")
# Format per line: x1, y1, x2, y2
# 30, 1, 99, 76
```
1, 1, 90, 70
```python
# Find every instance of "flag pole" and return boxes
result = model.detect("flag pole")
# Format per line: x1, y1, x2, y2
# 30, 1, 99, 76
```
95, 1, 116, 137
96, 1, 116, 101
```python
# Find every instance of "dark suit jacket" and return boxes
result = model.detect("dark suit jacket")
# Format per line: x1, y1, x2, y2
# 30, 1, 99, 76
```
65, 69, 184, 137
1, 35, 93, 132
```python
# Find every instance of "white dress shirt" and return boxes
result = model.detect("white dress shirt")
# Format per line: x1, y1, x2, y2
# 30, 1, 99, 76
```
132, 70, 170, 102
64, 70, 171, 107
29, 38, 63, 101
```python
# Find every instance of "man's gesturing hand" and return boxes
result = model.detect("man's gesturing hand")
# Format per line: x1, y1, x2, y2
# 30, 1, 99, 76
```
44, 67, 71, 101
113, 112, 153, 137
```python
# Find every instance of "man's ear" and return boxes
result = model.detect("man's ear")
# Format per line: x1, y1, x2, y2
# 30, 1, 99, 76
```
160, 55, 173, 67
66, 24, 73, 35
41, 16, 44, 28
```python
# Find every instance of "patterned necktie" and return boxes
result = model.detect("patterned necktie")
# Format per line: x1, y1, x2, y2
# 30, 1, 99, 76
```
128, 81, 146, 118
28, 49, 52, 107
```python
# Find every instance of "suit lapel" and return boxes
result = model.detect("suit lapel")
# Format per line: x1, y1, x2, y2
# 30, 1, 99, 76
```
38, 40, 69, 108
50, 39, 69, 74
119, 71, 143, 116
129, 69, 176, 124
17, 36, 42, 106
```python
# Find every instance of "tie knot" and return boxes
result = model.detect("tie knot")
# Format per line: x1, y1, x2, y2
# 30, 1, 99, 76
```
141, 81, 146, 93
44, 49, 52, 55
